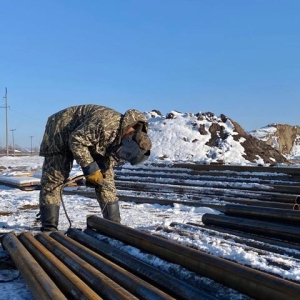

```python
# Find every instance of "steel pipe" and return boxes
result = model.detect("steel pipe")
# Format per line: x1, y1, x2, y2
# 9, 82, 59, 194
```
294, 195, 300, 210
221, 197, 293, 209
67, 228, 216, 300
114, 169, 296, 184
116, 179, 278, 195
1, 232, 67, 300
185, 221, 300, 254
50, 231, 176, 300
117, 177, 300, 197
18, 232, 101, 300
87, 215, 300, 300
63, 189, 294, 211
224, 204, 300, 224
63, 185, 296, 206
115, 180, 297, 203
202, 213, 300, 243
267, 184, 300, 194
251, 193, 296, 203
35, 233, 137, 300
172, 163, 300, 176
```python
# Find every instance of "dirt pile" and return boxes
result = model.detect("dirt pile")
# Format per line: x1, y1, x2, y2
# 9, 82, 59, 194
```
148, 110, 288, 164
250, 124, 300, 157
203, 114, 288, 164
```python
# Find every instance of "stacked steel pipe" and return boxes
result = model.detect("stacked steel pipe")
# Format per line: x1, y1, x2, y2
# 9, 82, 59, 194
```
2, 214, 300, 300
86, 215, 300, 300
202, 204, 300, 244
1, 221, 215, 300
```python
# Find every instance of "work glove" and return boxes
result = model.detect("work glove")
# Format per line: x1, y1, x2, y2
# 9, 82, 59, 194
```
82, 161, 104, 187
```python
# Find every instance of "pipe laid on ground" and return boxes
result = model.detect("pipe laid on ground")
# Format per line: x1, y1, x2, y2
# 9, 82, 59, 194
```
50, 231, 176, 300
202, 213, 300, 243
18, 232, 101, 300
220, 197, 293, 209
35, 233, 137, 300
180, 222, 300, 257
117, 182, 297, 203
197, 223, 300, 251
172, 163, 300, 176
63, 189, 225, 212
267, 184, 300, 194
224, 204, 300, 224
118, 194, 226, 212
253, 193, 296, 203
114, 169, 296, 185
87, 215, 300, 300
67, 228, 216, 300
1, 232, 67, 300
64, 189, 293, 211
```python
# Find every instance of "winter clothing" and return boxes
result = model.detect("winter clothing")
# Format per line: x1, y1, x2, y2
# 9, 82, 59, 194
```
39, 104, 151, 231
82, 161, 104, 186
40, 204, 60, 232
100, 201, 121, 223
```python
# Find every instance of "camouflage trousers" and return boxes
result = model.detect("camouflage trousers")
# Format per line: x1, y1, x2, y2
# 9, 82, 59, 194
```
39, 154, 118, 207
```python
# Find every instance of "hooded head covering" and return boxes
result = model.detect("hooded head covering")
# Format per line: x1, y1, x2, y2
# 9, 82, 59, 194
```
120, 109, 149, 139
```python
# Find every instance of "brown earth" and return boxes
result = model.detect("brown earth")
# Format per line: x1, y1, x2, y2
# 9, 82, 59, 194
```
203, 113, 288, 164
154, 110, 289, 164
258, 124, 300, 155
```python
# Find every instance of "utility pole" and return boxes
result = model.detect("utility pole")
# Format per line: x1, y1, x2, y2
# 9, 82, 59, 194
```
10, 129, 16, 157
1, 88, 9, 156
30, 136, 33, 155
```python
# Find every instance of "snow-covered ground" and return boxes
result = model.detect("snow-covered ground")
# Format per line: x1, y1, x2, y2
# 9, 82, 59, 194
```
0, 115, 299, 299
1, 156, 300, 299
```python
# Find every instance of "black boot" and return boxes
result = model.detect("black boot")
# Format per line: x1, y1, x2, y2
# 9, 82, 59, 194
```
40, 204, 60, 232
100, 202, 121, 223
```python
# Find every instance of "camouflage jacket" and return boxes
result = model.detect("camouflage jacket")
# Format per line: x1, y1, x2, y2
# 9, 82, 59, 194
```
39, 105, 148, 167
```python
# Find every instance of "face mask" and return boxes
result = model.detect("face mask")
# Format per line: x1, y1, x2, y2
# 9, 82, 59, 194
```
116, 134, 150, 165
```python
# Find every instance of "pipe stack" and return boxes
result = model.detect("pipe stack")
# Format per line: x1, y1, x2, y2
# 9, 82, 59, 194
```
1, 222, 213, 300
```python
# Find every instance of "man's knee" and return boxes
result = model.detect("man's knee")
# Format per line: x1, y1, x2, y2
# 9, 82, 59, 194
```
39, 188, 62, 206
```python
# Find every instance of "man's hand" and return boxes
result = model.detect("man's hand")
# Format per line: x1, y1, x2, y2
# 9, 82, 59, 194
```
82, 161, 104, 187
85, 170, 104, 186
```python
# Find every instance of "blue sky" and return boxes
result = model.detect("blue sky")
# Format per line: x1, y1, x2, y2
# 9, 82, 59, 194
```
0, 1, 299, 148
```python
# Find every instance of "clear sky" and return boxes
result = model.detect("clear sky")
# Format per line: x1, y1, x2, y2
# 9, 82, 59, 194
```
0, 1, 299, 148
